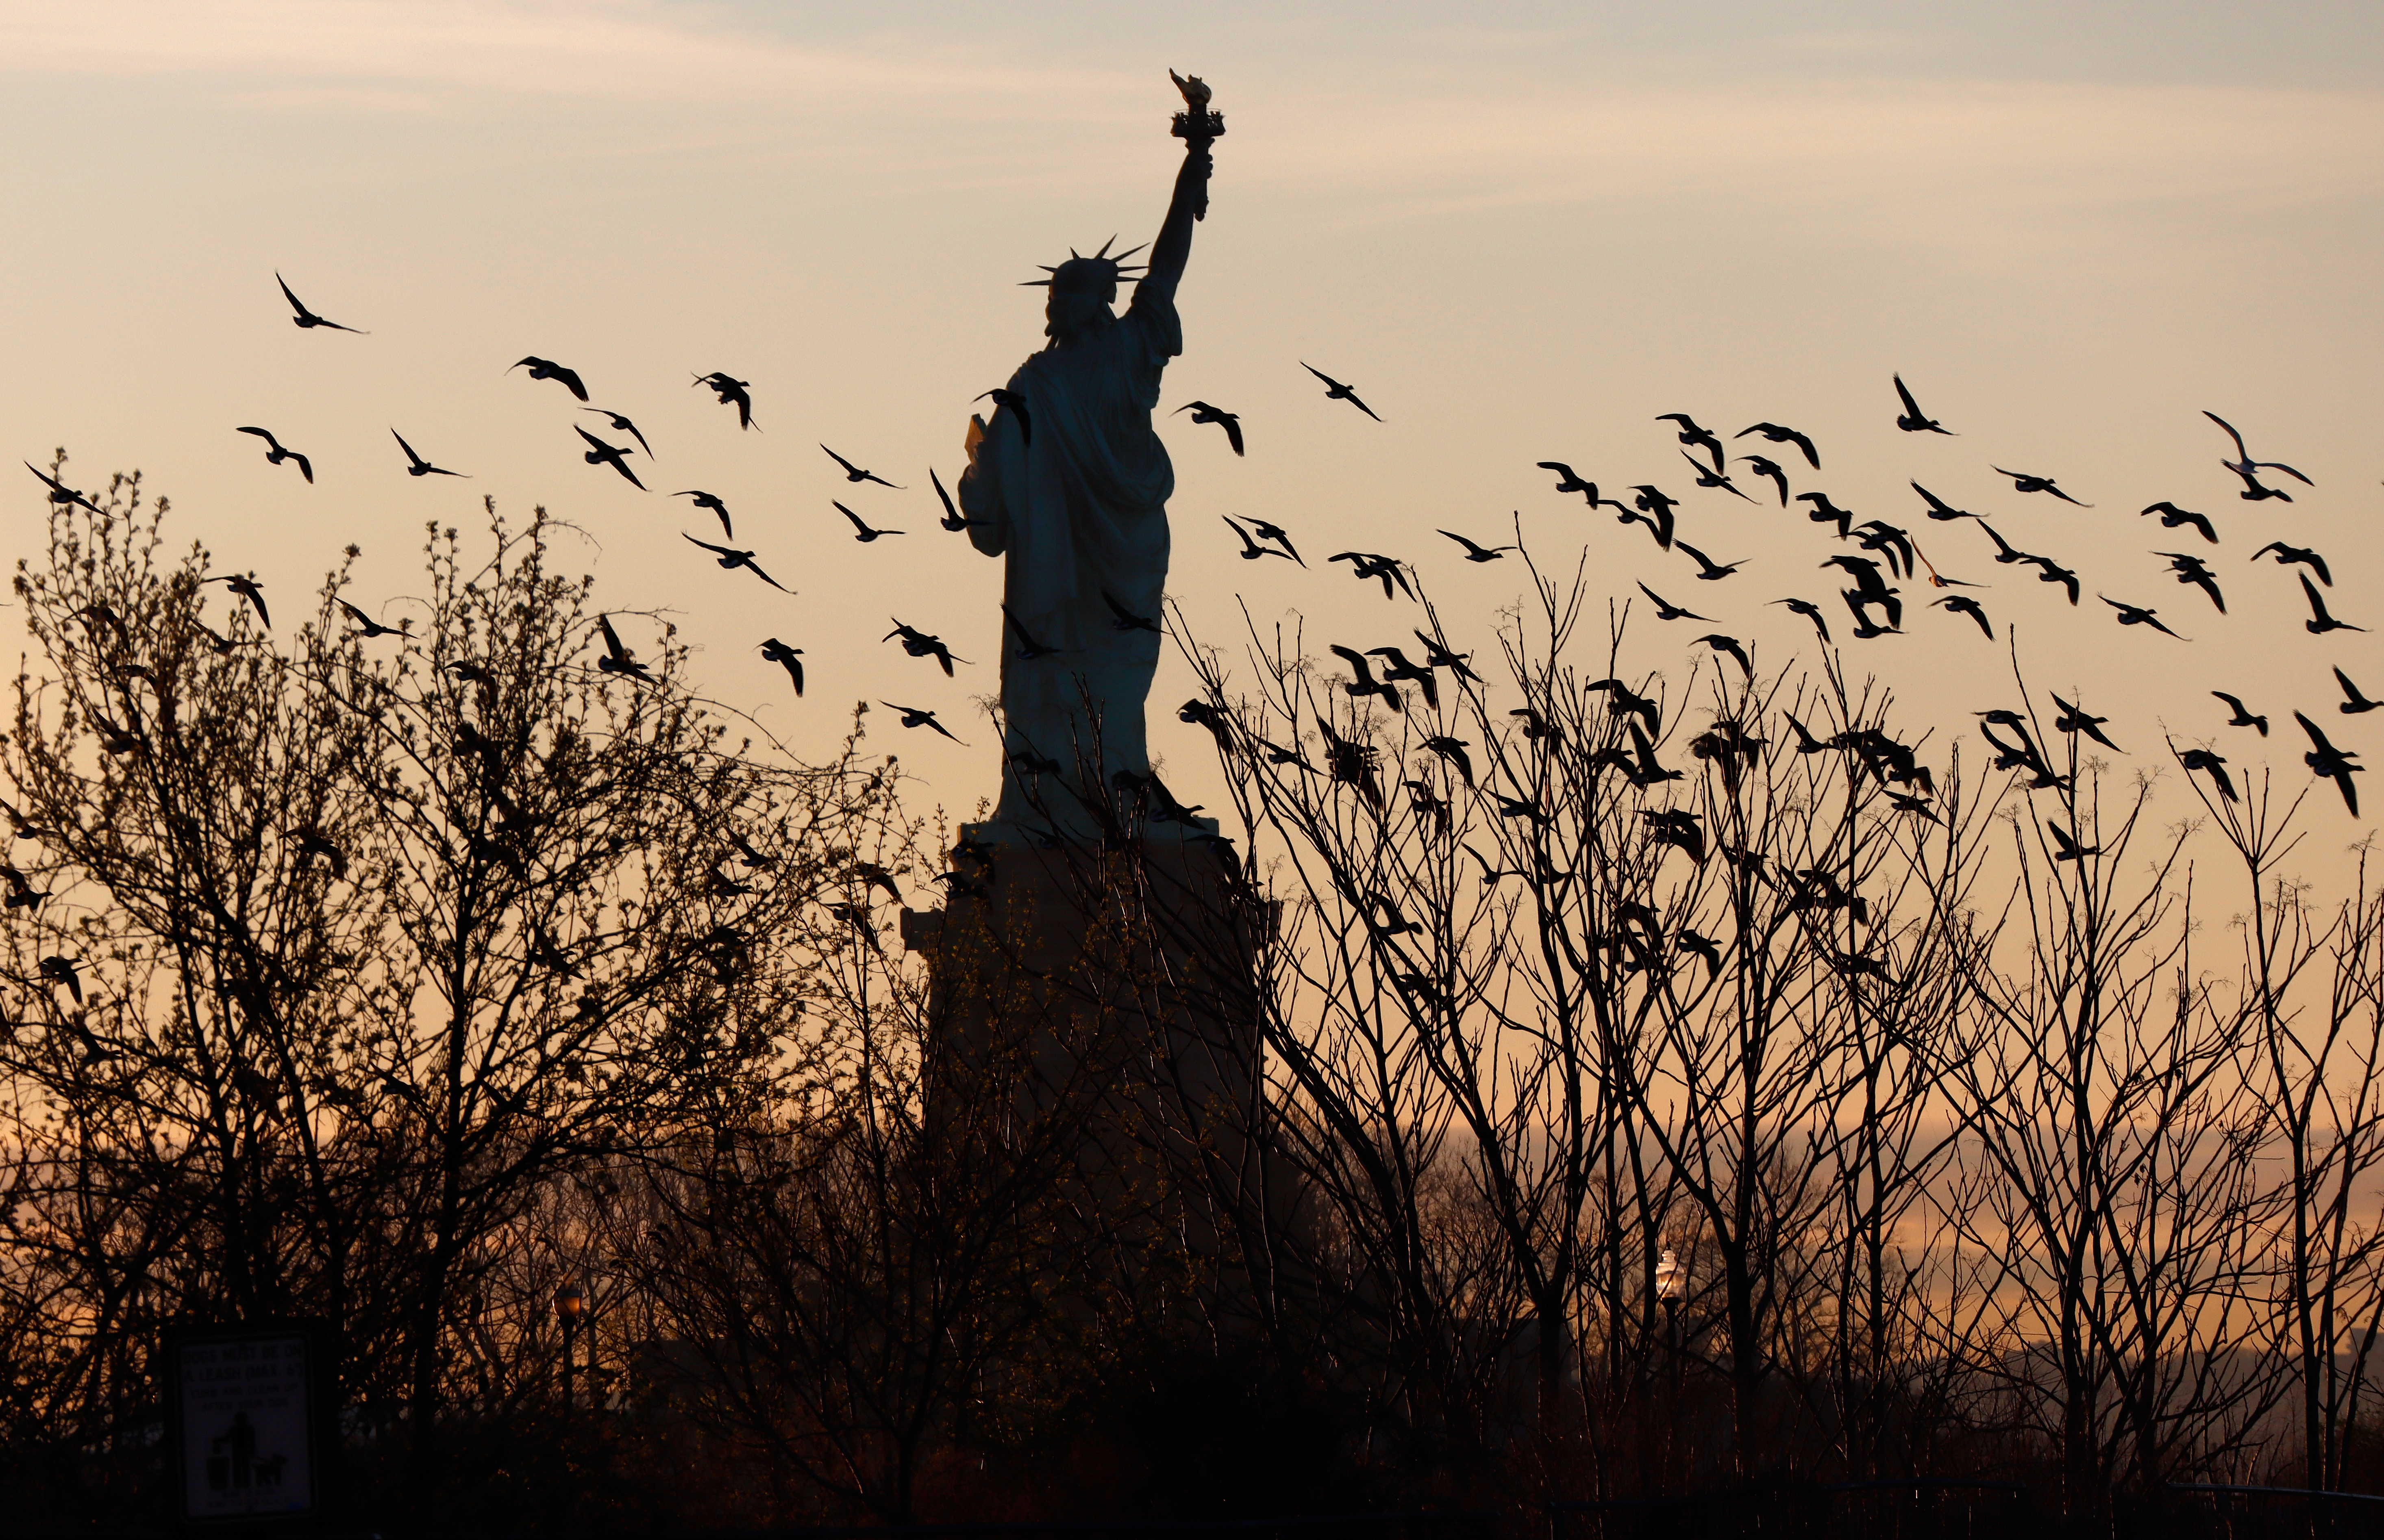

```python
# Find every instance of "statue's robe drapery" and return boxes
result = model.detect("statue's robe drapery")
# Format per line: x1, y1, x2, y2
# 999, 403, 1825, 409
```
959, 286, 1181, 833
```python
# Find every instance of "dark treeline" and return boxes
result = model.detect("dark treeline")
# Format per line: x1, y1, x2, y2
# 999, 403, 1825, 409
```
5, 479, 2384, 1534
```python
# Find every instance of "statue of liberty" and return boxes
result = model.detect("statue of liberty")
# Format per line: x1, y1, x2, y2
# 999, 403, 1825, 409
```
958, 75, 1221, 838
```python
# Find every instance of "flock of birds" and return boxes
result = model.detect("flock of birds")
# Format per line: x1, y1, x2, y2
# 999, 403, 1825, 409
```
19, 271, 2372, 912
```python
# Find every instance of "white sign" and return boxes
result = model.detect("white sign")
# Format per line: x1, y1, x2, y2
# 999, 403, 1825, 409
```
175, 1331, 315, 1518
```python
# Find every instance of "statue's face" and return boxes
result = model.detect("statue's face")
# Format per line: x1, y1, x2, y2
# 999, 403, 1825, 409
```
1045, 289, 1114, 341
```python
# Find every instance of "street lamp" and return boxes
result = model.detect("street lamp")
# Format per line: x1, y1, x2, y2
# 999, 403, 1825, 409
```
557, 1281, 585, 1412
1654, 1249, 1686, 1402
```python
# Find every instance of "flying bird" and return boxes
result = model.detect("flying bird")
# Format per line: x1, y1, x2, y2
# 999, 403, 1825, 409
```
1638, 583, 1711, 622
882, 702, 966, 744
1413, 631, 1481, 681
335, 600, 405, 639
2051, 695, 2123, 752
510, 357, 588, 401
1975, 522, 2032, 566
1737, 421, 1820, 469
1682, 451, 1758, 502
1911, 483, 1971, 522
2254, 542, 2332, 587
676, 490, 732, 538
1224, 516, 1293, 561
1104, 590, 1162, 633
930, 468, 985, 533
1301, 363, 1381, 420
1367, 648, 1440, 708
276, 273, 366, 333
236, 426, 313, 483
1244, 518, 1304, 565
208, 574, 270, 630
694, 372, 756, 430
1697, 633, 1754, 680
392, 430, 466, 478
1676, 541, 1745, 581
2296, 713, 2364, 816
2141, 502, 2217, 545
1936, 595, 1993, 638
2158, 552, 2225, 613
1797, 491, 1854, 538
1656, 413, 1725, 472
2047, 823, 2100, 862
2205, 410, 2312, 489
582, 408, 652, 457
760, 637, 804, 695
2029, 557, 2082, 606
885, 620, 967, 675
1893, 374, 1953, 434
1440, 529, 1515, 562
1993, 467, 2091, 506
2337, 668, 2382, 716
594, 614, 650, 680
1627, 486, 1679, 549
2101, 596, 2183, 638
25, 462, 103, 513
573, 425, 646, 489
1173, 400, 1245, 455
2178, 748, 2238, 803
821, 444, 901, 488
1329, 645, 1403, 711
1001, 604, 1059, 660
835, 500, 904, 541
1742, 455, 1790, 506
976, 389, 1032, 446
683, 534, 791, 592
2302, 576, 2364, 635
2211, 692, 2268, 736
1770, 597, 1831, 644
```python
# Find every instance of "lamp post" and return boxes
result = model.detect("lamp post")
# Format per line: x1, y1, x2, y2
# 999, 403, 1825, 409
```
556, 1281, 585, 1414
1654, 1249, 1686, 1401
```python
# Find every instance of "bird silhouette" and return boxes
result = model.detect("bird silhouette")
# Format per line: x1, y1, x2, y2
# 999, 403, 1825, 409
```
1440, 529, 1515, 563
2211, 692, 2269, 736
2178, 748, 2238, 803
760, 637, 804, 695
1737, 421, 1819, 469
694, 372, 756, 430
2254, 542, 2332, 586
1936, 595, 1993, 637
26, 462, 103, 513
1683, 451, 1758, 502
1638, 583, 1711, 622
2336, 668, 2382, 715
1797, 491, 1854, 538
1974, 522, 2032, 566
510, 357, 588, 401
835, 501, 904, 541
1770, 597, 1831, 644
2101, 596, 2182, 638
2159, 552, 2226, 612
39, 954, 83, 1004
1677, 542, 1744, 581
1893, 374, 1953, 434
1994, 467, 2091, 506
2050, 695, 2123, 752
975, 389, 1032, 446
1697, 633, 1754, 680
236, 426, 313, 483
1301, 363, 1380, 420
1742, 455, 1790, 506
392, 430, 467, 478
2047, 822, 2100, 862
2205, 411, 2311, 489
1103, 590, 1162, 633
1413, 631, 1481, 681
1587, 679, 1661, 733
1223, 516, 1288, 561
276, 273, 365, 333
2142, 502, 2217, 544
883, 702, 965, 744
2029, 557, 2082, 606
582, 408, 652, 456
884, 620, 967, 675
2296, 713, 2363, 816
1854, 522, 1916, 579
574, 426, 646, 489
1243, 518, 1303, 565
675, 490, 732, 538
1173, 400, 1244, 455
1627, 486, 1680, 549
683, 534, 790, 592
336, 600, 404, 639
1656, 413, 1725, 472
1421, 734, 1473, 786
208, 574, 270, 629
1368, 647, 1440, 709
1910, 483, 1971, 522
2302, 576, 2364, 635
822, 444, 901, 488
1329, 552, 1412, 601
1001, 605, 1059, 660
1329, 645, 1403, 711
595, 614, 651, 680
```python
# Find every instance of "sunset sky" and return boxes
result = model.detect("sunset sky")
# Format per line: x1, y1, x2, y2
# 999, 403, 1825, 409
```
5, 2, 2380, 868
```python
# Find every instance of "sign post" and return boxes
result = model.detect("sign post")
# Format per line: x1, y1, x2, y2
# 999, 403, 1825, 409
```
163, 1321, 334, 1528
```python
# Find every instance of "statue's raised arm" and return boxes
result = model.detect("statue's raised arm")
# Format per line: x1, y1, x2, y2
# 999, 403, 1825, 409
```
1136, 71, 1222, 310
